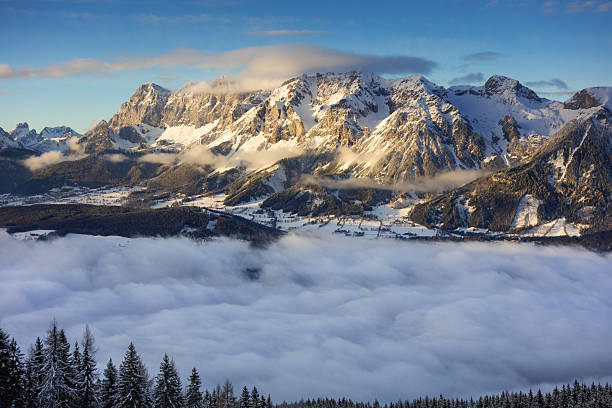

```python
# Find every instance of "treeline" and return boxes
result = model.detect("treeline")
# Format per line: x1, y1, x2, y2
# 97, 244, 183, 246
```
0, 322, 271, 408
2, 323, 612, 408
277, 381, 612, 408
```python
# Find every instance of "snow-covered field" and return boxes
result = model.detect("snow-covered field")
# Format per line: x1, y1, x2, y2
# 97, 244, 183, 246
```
0, 186, 142, 207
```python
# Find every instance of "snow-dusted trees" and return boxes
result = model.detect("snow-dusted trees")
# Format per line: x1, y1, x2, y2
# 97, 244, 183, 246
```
117, 342, 151, 408
186, 368, 204, 408
250, 387, 259, 408
39, 321, 75, 408
100, 358, 118, 408
239, 386, 251, 408
221, 379, 236, 408
153, 353, 184, 408
24, 337, 44, 408
0, 328, 25, 407
75, 326, 99, 408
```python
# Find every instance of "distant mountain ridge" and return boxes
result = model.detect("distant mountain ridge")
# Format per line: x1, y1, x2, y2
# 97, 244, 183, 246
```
2, 72, 611, 239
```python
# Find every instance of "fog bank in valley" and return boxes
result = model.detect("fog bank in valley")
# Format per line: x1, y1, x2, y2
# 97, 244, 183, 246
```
1, 231, 611, 402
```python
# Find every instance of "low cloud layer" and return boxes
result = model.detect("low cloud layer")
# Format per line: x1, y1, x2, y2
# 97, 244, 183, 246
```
138, 143, 304, 171
0, 44, 436, 92
304, 169, 488, 193
22, 138, 85, 171
1, 232, 611, 402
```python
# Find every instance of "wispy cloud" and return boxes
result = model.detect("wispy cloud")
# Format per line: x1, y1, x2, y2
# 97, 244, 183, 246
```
449, 72, 484, 85
136, 13, 231, 23
565, 0, 612, 13
525, 78, 569, 90
0, 44, 436, 91
249, 30, 326, 37
542, 0, 560, 12
461, 51, 501, 62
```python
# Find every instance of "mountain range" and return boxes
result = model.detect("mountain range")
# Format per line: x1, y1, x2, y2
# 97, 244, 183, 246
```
1, 71, 611, 239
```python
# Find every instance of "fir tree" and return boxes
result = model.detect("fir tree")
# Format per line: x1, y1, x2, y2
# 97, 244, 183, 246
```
250, 387, 259, 408
185, 368, 204, 408
76, 326, 99, 408
40, 322, 75, 408
1, 332, 26, 408
117, 343, 151, 408
221, 379, 235, 408
153, 353, 184, 408
9, 338, 26, 407
100, 358, 118, 408
24, 337, 44, 408
0, 327, 12, 404
203, 389, 213, 408
72, 341, 82, 404
239, 386, 250, 408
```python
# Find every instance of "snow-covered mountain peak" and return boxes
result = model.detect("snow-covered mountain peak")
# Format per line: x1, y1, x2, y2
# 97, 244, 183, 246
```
109, 83, 172, 131
484, 75, 541, 102
140, 82, 172, 97
564, 87, 612, 110
10, 123, 39, 146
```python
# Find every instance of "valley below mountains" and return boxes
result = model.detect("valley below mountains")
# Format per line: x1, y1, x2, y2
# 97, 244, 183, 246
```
1, 72, 611, 248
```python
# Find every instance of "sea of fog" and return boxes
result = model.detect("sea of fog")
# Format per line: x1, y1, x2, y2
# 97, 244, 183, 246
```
1, 231, 611, 402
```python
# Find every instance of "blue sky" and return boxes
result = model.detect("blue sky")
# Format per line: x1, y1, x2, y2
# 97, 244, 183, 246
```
1, 0, 611, 132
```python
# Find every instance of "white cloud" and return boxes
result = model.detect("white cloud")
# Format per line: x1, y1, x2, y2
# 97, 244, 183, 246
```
304, 169, 488, 193
1, 232, 611, 402
0, 45, 436, 92
103, 153, 129, 163
249, 30, 327, 37
137, 152, 178, 164
22, 148, 85, 171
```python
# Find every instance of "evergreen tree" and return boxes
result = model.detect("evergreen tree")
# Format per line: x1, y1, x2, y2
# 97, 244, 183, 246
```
203, 389, 213, 408
153, 353, 184, 408
8, 338, 26, 407
250, 387, 259, 408
239, 386, 250, 408
24, 338, 44, 408
76, 326, 99, 408
116, 343, 151, 408
0, 327, 13, 405
1, 331, 26, 408
100, 358, 118, 408
221, 379, 235, 408
72, 341, 82, 404
40, 322, 75, 408
185, 368, 204, 408
266, 394, 272, 408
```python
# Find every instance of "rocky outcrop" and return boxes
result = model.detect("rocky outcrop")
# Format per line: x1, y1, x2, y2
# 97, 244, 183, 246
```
79, 120, 116, 153
564, 89, 603, 110
108, 83, 171, 131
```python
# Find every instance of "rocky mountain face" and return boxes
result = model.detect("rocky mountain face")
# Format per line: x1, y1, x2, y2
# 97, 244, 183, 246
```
3, 71, 611, 237
108, 83, 171, 131
410, 106, 612, 234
